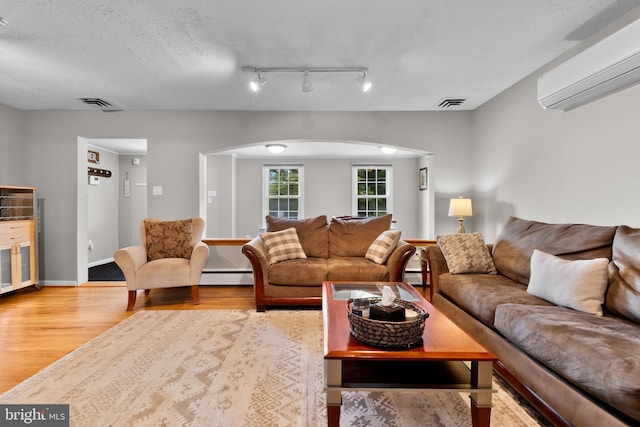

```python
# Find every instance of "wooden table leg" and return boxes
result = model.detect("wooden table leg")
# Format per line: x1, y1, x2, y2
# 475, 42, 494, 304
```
325, 359, 342, 427
327, 405, 341, 427
470, 360, 493, 427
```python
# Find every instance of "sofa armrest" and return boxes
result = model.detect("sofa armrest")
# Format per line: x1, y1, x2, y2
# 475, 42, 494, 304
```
386, 241, 416, 282
242, 236, 270, 311
189, 241, 211, 284
114, 245, 148, 290
425, 245, 448, 297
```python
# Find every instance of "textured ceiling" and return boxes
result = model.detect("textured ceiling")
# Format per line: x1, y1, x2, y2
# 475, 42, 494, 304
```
0, 0, 639, 111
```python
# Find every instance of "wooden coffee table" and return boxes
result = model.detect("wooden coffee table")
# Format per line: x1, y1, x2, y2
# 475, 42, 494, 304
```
322, 281, 498, 427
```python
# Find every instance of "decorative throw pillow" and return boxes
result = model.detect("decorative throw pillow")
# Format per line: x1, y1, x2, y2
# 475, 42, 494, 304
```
527, 249, 609, 316
145, 219, 193, 261
436, 232, 497, 274
365, 230, 401, 264
329, 214, 392, 257
266, 215, 329, 258
260, 227, 307, 265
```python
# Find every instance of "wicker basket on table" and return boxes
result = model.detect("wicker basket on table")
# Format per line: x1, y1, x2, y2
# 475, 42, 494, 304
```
347, 298, 429, 348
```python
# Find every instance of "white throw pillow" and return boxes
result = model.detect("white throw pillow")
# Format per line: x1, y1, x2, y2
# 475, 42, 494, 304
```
365, 230, 401, 264
260, 227, 307, 265
527, 249, 609, 316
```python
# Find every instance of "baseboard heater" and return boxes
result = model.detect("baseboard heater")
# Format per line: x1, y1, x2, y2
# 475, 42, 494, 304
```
200, 270, 423, 287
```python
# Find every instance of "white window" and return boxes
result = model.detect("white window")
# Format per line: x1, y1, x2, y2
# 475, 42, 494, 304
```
263, 165, 304, 220
352, 165, 392, 217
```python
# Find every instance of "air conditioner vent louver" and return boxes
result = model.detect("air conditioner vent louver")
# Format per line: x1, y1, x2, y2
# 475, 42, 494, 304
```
77, 98, 122, 112
437, 98, 467, 108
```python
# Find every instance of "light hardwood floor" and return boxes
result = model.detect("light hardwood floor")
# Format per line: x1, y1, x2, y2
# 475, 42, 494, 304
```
0, 283, 430, 394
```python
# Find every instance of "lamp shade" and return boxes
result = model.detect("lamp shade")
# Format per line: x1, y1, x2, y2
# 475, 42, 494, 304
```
448, 197, 473, 217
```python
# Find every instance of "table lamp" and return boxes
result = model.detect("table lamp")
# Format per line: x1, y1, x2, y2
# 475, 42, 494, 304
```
448, 197, 473, 233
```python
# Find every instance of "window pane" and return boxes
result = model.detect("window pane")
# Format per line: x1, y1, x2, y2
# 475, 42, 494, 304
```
290, 199, 298, 210
377, 183, 386, 195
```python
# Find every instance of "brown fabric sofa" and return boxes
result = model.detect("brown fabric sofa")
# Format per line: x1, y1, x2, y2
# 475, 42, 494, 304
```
242, 214, 416, 311
426, 216, 640, 426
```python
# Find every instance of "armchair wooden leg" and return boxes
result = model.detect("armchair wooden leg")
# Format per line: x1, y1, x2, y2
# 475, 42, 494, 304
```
191, 285, 200, 305
127, 290, 137, 311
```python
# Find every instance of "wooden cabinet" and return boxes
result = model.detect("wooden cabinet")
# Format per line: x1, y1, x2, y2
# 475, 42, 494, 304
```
0, 186, 38, 293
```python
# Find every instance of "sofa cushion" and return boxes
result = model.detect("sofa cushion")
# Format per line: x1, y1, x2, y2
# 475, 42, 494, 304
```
329, 214, 392, 257
436, 232, 497, 274
439, 273, 552, 327
494, 303, 640, 421
266, 215, 329, 258
260, 228, 307, 265
327, 257, 389, 282
268, 258, 327, 286
606, 225, 640, 324
492, 216, 617, 285
365, 230, 401, 264
144, 219, 193, 261
528, 249, 609, 316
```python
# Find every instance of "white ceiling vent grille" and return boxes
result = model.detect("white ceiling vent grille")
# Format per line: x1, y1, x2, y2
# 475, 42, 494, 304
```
437, 98, 467, 108
77, 98, 122, 112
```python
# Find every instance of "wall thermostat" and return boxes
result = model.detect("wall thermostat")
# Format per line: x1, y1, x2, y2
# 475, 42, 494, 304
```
89, 175, 100, 185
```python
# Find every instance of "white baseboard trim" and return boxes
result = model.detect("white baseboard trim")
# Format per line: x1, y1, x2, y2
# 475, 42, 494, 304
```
200, 270, 253, 286
40, 280, 79, 286
88, 257, 115, 268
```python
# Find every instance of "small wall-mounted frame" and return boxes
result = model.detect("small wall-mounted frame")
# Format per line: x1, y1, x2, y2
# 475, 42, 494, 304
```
419, 167, 428, 191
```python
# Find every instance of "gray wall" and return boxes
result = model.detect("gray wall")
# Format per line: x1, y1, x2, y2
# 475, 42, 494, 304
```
471, 11, 640, 241
0, 104, 26, 185
87, 146, 119, 264
3, 110, 470, 283
224, 156, 422, 238
118, 154, 148, 248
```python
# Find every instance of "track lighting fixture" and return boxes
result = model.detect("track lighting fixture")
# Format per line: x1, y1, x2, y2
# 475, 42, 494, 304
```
302, 71, 313, 92
242, 66, 371, 93
0, 17, 8, 27
249, 72, 267, 92
357, 72, 373, 92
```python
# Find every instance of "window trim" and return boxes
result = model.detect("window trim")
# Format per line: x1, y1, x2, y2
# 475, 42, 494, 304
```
351, 164, 393, 217
262, 164, 304, 223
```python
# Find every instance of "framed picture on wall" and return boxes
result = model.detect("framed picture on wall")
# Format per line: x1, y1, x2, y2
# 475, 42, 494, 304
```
419, 167, 427, 190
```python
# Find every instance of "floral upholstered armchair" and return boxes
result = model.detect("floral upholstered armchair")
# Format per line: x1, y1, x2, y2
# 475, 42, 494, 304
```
114, 218, 210, 311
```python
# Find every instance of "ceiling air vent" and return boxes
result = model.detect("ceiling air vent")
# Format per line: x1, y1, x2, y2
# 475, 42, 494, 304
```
77, 98, 122, 112
437, 98, 467, 109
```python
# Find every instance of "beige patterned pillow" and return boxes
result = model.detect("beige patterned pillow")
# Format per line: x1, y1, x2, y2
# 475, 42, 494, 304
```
145, 219, 193, 261
365, 230, 401, 264
436, 232, 497, 274
260, 227, 307, 265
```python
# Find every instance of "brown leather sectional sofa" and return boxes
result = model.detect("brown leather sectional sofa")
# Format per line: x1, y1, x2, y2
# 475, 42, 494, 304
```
427, 216, 640, 426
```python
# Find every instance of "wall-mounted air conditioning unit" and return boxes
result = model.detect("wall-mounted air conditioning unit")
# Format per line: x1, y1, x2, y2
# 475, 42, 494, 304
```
538, 18, 640, 111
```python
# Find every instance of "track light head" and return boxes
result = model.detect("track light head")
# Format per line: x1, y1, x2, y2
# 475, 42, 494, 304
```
357, 72, 372, 92
302, 71, 313, 92
249, 72, 267, 92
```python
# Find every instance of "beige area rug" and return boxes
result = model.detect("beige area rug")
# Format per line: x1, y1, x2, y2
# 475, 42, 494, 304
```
0, 310, 546, 426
